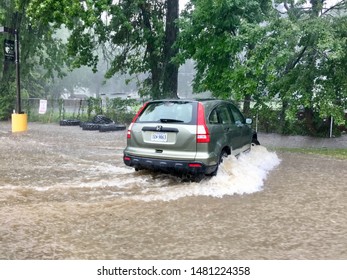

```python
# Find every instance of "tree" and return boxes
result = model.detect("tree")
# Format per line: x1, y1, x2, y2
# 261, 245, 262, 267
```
27, 0, 180, 99
162, 0, 179, 98
0, 0, 67, 119
0, 2, 17, 118
178, 0, 347, 135
257, 0, 347, 134
177, 0, 272, 111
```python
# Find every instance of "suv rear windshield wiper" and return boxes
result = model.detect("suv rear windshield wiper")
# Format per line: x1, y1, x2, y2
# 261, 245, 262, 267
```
160, 118, 184, 123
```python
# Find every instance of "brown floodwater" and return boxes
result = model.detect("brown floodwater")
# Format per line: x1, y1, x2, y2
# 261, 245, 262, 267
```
0, 122, 346, 259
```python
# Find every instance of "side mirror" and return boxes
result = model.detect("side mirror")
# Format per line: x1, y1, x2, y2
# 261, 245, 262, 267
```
245, 118, 252, 125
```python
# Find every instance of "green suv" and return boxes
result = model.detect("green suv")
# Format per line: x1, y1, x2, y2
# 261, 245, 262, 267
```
123, 99, 257, 179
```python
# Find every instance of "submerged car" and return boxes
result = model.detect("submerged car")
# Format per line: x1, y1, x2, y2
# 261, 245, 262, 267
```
123, 99, 258, 180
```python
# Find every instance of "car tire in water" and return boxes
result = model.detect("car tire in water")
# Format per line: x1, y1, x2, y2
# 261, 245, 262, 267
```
252, 132, 260, 145
211, 149, 228, 176
60, 119, 80, 126
192, 173, 204, 183
252, 139, 260, 145
92, 115, 114, 124
81, 122, 100, 131
99, 124, 126, 132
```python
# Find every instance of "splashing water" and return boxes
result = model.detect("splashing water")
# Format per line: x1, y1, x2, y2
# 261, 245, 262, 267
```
131, 145, 281, 201
0, 145, 280, 202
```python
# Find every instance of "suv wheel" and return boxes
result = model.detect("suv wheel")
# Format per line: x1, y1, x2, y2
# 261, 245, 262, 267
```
252, 132, 260, 145
211, 149, 228, 176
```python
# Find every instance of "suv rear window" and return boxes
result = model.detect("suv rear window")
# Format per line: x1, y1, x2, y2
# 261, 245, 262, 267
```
137, 101, 196, 124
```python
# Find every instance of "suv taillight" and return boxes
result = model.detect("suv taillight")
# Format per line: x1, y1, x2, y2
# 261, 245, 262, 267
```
126, 123, 133, 139
127, 102, 148, 139
196, 102, 210, 143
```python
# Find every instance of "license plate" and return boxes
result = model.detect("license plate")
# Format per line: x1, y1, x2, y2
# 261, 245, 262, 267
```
151, 132, 168, 142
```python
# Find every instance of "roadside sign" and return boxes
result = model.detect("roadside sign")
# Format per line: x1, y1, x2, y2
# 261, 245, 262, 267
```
4, 39, 15, 62
39, 100, 48, 114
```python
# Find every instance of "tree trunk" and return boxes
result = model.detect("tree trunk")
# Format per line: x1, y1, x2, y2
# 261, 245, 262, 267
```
243, 94, 251, 116
280, 100, 288, 134
139, 3, 162, 99
162, 0, 179, 99
304, 107, 317, 136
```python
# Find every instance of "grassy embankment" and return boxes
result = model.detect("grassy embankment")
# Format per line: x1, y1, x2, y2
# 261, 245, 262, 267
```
275, 148, 347, 160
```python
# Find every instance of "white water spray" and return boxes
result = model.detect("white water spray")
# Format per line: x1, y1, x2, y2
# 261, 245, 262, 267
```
131, 145, 281, 201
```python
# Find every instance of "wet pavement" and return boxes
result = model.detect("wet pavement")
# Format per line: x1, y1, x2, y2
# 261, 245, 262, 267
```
0, 122, 346, 259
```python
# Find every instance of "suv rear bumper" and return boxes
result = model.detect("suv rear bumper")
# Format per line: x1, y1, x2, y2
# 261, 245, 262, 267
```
123, 154, 216, 175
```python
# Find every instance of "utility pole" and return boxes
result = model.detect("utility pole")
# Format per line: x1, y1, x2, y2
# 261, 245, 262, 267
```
1, 25, 27, 132
14, 28, 21, 114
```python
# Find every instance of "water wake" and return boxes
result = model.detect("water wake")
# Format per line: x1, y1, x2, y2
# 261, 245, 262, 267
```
131, 145, 281, 201
0, 146, 280, 202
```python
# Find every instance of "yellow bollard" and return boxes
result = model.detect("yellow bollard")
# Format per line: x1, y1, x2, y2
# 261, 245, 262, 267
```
11, 113, 28, 133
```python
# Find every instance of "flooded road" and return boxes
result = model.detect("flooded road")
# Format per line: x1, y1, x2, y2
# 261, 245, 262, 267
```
0, 122, 346, 259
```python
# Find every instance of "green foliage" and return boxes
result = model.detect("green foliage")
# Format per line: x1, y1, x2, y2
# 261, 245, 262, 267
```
178, 0, 272, 97
2, 0, 346, 136
260, 3, 347, 135
27, 0, 180, 99
22, 97, 141, 124
0, 83, 16, 120
0, 0, 68, 119
179, 0, 347, 136
58, 98, 64, 119
251, 104, 281, 133
104, 97, 140, 124
86, 97, 103, 118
